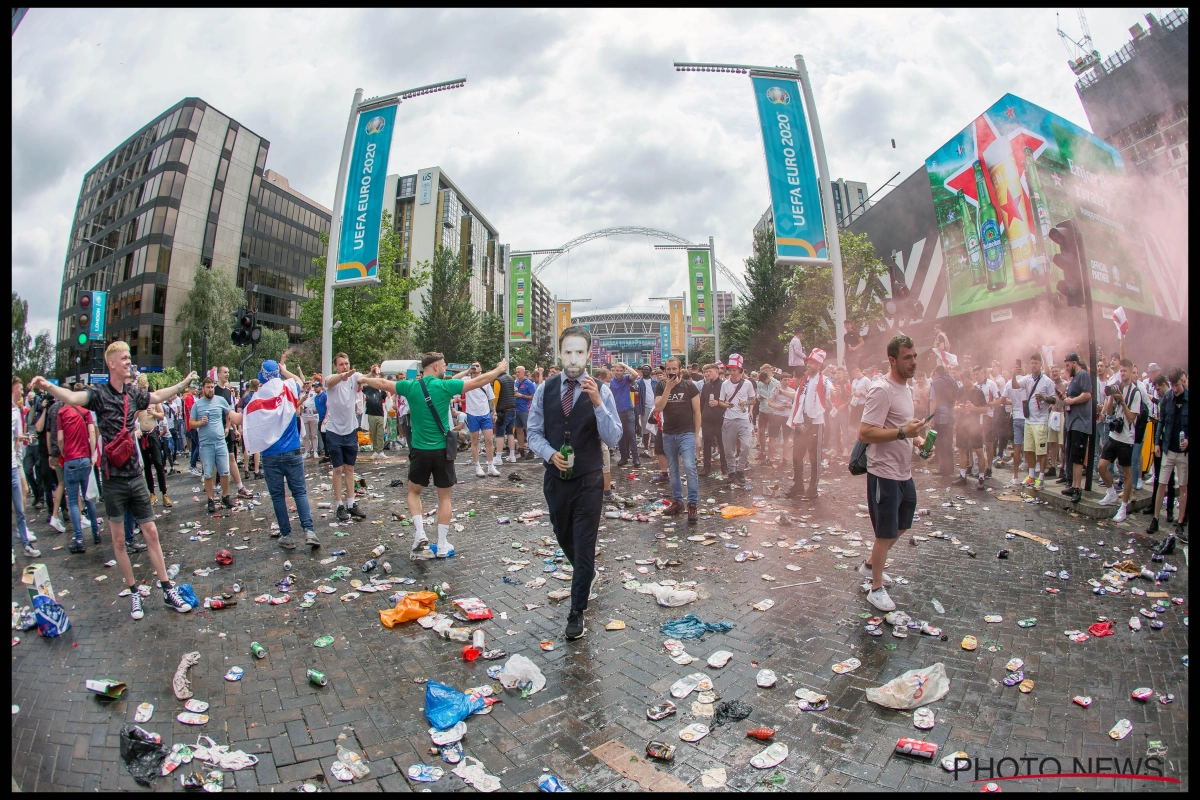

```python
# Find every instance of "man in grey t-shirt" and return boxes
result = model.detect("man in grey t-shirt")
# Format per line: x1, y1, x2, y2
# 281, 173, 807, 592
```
1058, 352, 1093, 504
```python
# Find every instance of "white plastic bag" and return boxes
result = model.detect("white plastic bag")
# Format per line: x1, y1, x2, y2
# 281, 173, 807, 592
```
637, 582, 699, 607
85, 464, 100, 503
865, 662, 950, 709
496, 654, 546, 695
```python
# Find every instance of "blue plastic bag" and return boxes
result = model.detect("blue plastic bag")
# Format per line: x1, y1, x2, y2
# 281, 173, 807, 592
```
659, 614, 733, 640
175, 584, 199, 608
424, 681, 485, 730
33, 594, 71, 637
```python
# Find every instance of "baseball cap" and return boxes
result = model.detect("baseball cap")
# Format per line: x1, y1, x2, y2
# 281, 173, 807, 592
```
1063, 352, 1082, 364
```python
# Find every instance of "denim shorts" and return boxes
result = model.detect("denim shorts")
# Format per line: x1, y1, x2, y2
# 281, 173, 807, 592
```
495, 409, 516, 437
200, 440, 230, 480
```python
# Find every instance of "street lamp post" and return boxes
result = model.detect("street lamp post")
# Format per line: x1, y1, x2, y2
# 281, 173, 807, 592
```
321, 78, 467, 378
505, 248, 564, 368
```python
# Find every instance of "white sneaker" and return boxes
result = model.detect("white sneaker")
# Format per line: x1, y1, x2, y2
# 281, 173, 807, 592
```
492, 455, 502, 467
857, 561, 893, 587
487, 465, 501, 477
23, 544, 41, 558
475, 463, 485, 477
81, 517, 91, 528
26, 530, 37, 543
506, 453, 517, 463
867, 586, 896, 612
49, 516, 65, 533
1007, 478, 1020, 486
1098, 487, 1119, 506
1113, 503, 1128, 523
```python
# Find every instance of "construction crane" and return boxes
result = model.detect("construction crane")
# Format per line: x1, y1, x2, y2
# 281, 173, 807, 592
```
1057, 9, 1101, 75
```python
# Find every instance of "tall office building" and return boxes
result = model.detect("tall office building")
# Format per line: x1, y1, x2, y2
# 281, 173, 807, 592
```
386, 167, 501, 315
1074, 9, 1188, 196
56, 97, 330, 374
713, 290, 734, 324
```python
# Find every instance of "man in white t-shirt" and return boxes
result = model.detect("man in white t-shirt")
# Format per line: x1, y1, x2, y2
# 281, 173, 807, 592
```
463, 360, 499, 477
974, 365, 1001, 479
1097, 358, 1142, 522
1000, 360, 1029, 486
323, 352, 366, 521
1015, 352, 1056, 490
715, 354, 756, 484
858, 334, 930, 612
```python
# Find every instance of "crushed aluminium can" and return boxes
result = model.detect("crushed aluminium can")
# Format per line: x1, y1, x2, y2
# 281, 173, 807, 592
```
895, 738, 938, 760
307, 668, 328, 687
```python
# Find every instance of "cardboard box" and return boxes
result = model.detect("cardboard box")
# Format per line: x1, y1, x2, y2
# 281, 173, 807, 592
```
21, 563, 55, 603
85, 679, 128, 699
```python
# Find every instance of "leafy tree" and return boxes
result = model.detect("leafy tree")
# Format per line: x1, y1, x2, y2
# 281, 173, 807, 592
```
146, 367, 183, 391
298, 211, 427, 366
12, 291, 57, 384
686, 337, 715, 367
475, 313, 506, 368
413, 245, 479, 364
730, 233, 794, 367
509, 340, 554, 371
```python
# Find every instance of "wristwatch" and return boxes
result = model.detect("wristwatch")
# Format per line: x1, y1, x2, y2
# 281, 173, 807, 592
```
896, 428, 906, 441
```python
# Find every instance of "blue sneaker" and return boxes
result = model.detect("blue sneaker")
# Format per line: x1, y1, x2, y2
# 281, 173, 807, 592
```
430, 542, 455, 558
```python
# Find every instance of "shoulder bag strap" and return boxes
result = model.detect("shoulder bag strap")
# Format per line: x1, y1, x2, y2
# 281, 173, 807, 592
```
418, 378, 449, 437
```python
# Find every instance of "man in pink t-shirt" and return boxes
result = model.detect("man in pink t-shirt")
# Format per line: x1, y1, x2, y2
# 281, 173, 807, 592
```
857, 334, 932, 613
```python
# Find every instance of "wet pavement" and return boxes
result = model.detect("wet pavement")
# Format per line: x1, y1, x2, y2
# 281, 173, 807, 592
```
11, 449, 1189, 792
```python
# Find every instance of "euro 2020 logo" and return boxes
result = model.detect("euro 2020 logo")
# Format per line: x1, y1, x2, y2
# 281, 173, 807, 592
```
365, 116, 387, 135
766, 86, 790, 105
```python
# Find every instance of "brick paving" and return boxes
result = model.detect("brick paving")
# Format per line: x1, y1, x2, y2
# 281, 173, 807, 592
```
11, 447, 1189, 792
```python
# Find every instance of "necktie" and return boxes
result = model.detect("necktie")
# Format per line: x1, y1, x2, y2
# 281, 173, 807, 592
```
562, 379, 578, 417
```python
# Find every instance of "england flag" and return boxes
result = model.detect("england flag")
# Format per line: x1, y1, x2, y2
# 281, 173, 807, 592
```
242, 377, 299, 455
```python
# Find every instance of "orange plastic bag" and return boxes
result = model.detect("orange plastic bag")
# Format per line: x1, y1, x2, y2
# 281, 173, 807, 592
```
721, 505, 757, 519
379, 591, 439, 628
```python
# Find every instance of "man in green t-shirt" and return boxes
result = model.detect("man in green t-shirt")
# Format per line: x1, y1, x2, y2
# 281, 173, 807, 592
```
370, 351, 507, 558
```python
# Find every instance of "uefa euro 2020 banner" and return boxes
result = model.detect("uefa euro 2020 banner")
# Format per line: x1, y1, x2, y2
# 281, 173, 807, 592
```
926, 93, 1153, 316
687, 248, 713, 337
751, 76, 828, 266
334, 104, 398, 286
508, 255, 533, 342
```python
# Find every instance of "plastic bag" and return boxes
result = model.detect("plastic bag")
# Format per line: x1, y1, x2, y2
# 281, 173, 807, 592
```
424, 681, 486, 730
659, 614, 733, 640
379, 591, 438, 628
120, 724, 169, 786
495, 654, 547, 696
85, 464, 100, 503
33, 594, 71, 637
637, 583, 698, 607
865, 663, 950, 709
175, 584, 199, 608
335, 744, 371, 778
720, 505, 757, 519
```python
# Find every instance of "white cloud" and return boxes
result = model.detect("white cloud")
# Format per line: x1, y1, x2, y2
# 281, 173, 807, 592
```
11, 7, 1151, 339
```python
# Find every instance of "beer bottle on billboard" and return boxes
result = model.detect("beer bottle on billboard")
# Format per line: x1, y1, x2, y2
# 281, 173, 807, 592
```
956, 190, 984, 285
974, 161, 1008, 291
1024, 146, 1052, 279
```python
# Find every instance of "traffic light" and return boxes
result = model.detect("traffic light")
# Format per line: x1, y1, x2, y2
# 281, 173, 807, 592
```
1049, 220, 1086, 307
884, 269, 923, 322
74, 292, 92, 351
230, 307, 263, 347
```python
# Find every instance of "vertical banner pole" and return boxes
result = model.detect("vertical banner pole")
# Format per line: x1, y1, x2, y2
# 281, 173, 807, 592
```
322, 88, 364, 379
710, 236, 720, 363
795, 55, 847, 366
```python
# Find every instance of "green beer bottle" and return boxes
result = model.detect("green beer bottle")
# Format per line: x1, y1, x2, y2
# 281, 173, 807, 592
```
1023, 147, 1052, 279
558, 431, 574, 481
957, 190, 984, 285
974, 161, 1008, 291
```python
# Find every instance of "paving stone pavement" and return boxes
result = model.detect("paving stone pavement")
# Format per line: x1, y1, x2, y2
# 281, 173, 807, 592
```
11, 448, 1189, 792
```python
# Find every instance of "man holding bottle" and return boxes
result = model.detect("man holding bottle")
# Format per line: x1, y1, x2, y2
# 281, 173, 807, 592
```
526, 326, 623, 641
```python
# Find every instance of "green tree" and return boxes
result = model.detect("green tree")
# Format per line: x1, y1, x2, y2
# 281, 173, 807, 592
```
146, 367, 183, 391
298, 211, 427, 366
509, 340, 553, 371
730, 232, 794, 367
784, 230, 887, 359
413, 245, 479, 364
475, 313, 505, 368
686, 337, 715, 367
12, 292, 60, 384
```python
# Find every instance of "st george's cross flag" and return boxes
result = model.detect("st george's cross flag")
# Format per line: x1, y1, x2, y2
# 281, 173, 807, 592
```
242, 377, 300, 455
1110, 306, 1129, 340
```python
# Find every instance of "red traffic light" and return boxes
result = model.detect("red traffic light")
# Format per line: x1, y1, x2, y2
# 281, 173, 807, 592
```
80, 294, 91, 309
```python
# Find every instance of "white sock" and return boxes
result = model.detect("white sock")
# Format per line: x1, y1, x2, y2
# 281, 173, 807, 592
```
1028, 468, 1035, 478
337, 500, 344, 508
960, 469, 967, 478
237, 482, 244, 491
413, 514, 425, 539
346, 496, 355, 508
437, 524, 449, 548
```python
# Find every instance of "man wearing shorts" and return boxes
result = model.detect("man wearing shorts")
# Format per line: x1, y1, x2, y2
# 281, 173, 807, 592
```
463, 361, 500, 477
513, 366, 536, 460
1015, 353, 1056, 490
1097, 358, 1141, 522
214, 366, 252, 498
324, 352, 367, 521
32, 344, 197, 620
952, 368, 988, 490
1058, 353, 1094, 504
493, 366, 517, 464
858, 335, 930, 612
1147, 368, 1187, 540
190, 378, 234, 514
391, 352, 507, 557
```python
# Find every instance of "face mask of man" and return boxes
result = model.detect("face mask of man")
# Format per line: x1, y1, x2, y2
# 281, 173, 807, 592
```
560, 335, 590, 380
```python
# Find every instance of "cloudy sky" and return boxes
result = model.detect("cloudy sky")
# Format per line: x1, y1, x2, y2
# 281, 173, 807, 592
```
12, 7, 1157, 338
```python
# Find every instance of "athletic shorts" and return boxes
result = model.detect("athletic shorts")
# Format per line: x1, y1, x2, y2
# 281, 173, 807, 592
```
654, 429, 665, 457
866, 473, 917, 540
495, 409, 515, 438
326, 430, 359, 468
1100, 438, 1134, 468
600, 442, 611, 475
956, 424, 983, 450
226, 431, 239, 456
766, 414, 786, 440
1023, 423, 1048, 456
465, 413, 493, 433
515, 411, 529, 431
408, 447, 457, 489
1160, 451, 1188, 487
1011, 418, 1025, 447
199, 440, 230, 480
102, 473, 155, 525
1066, 431, 1090, 466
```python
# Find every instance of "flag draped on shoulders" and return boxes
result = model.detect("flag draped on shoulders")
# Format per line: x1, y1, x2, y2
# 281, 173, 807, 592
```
243, 377, 299, 455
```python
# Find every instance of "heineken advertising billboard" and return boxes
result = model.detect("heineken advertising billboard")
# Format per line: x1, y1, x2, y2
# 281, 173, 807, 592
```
926, 93, 1153, 316
508, 255, 532, 341
687, 248, 713, 337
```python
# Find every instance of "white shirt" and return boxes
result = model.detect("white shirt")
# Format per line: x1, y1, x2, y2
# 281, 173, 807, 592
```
720, 378, 756, 421
790, 374, 832, 427
850, 376, 873, 407
324, 371, 362, 435
1108, 382, 1141, 446
1001, 380, 1029, 421
396, 395, 409, 417
1018, 373, 1055, 425
300, 391, 318, 419
980, 379, 1000, 418
787, 336, 806, 367
12, 403, 23, 469
464, 382, 494, 417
